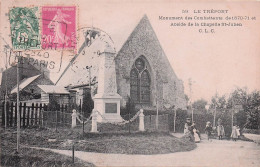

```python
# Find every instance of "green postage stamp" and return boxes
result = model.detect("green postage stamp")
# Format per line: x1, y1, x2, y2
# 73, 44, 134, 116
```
9, 7, 41, 50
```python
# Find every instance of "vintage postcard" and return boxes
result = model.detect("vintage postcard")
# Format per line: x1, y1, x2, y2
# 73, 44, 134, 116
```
0, 0, 259, 167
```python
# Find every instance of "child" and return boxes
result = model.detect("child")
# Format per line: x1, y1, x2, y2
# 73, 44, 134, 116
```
193, 128, 201, 143
205, 121, 212, 141
184, 118, 192, 134
231, 125, 238, 141
192, 121, 201, 139
236, 125, 241, 138
217, 124, 225, 140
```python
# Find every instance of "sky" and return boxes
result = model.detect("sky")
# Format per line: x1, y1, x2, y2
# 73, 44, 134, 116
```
1, 0, 260, 102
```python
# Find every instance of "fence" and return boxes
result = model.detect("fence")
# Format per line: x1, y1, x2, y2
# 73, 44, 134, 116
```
144, 114, 169, 131
93, 112, 169, 133
0, 101, 170, 132
1, 101, 71, 128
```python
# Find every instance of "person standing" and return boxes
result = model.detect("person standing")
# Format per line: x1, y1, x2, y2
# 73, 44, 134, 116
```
184, 118, 194, 141
236, 125, 241, 138
192, 121, 201, 139
205, 121, 213, 141
231, 125, 238, 141
184, 118, 192, 134
217, 124, 225, 140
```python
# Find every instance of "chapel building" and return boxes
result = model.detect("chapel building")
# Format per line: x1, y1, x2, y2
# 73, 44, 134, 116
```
55, 15, 187, 111
115, 15, 187, 110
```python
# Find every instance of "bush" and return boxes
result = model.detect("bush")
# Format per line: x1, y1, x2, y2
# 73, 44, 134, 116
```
242, 128, 260, 134
169, 109, 188, 133
82, 90, 94, 117
48, 98, 60, 111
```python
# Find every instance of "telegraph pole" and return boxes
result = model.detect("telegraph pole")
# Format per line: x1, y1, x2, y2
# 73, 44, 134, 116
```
188, 78, 193, 121
16, 54, 20, 153
231, 98, 234, 127
213, 104, 216, 127
4, 48, 8, 130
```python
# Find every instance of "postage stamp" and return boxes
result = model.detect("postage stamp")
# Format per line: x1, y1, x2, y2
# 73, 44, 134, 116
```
41, 6, 77, 50
9, 7, 41, 50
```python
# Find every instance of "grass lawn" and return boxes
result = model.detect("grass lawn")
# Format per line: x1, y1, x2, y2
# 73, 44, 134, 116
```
62, 132, 197, 154
5, 127, 197, 155
0, 128, 94, 167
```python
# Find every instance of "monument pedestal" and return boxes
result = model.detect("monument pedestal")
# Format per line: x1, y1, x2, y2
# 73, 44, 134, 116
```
94, 94, 123, 122
93, 44, 123, 123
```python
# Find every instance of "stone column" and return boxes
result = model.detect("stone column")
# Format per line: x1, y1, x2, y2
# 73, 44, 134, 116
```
93, 44, 123, 122
91, 110, 98, 133
139, 109, 145, 132
71, 109, 77, 128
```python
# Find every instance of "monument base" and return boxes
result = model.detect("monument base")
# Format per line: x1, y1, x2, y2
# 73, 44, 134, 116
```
93, 93, 123, 123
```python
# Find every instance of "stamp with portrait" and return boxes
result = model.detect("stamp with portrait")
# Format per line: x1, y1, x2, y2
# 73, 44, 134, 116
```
41, 6, 77, 50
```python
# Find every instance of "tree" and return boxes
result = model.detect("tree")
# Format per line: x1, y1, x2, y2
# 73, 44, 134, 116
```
227, 87, 260, 130
82, 89, 94, 117
227, 87, 248, 129
209, 93, 231, 134
192, 99, 207, 114
185, 94, 190, 110
125, 96, 135, 119
210, 93, 227, 117
48, 97, 59, 111
244, 90, 260, 129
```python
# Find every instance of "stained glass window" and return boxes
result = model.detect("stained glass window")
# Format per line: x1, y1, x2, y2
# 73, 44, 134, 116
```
130, 57, 151, 103
130, 69, 139, 102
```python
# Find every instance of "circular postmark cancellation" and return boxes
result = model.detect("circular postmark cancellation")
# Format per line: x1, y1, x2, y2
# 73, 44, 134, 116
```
54, 26, 116, 85
76, 26, 116, 55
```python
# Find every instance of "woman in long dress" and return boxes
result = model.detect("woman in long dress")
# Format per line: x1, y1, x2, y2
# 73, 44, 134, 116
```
231, 125, 238, 141
217, 124, 225, 140
184, 118, 194, 141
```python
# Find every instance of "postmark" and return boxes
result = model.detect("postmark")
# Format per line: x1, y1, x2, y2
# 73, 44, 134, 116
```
42, 6, 77, 50
9, 7, 41, 50
54, 26, 116, 85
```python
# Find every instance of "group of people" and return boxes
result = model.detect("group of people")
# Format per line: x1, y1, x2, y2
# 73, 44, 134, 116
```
184, 118, 201, 142
184, 118, 241, 142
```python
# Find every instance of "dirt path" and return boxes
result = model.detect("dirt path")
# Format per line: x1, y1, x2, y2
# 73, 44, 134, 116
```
33, 136, 260, 167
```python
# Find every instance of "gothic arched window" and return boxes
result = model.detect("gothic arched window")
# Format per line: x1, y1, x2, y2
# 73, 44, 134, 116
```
130, 57, 151, 103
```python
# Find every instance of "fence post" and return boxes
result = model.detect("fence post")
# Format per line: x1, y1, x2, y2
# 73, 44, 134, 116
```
6, 102, 9, 127
19, 102, 22, 127
39, 103, 42, 127
55, 110, 58, 132
139, 109, 145, 132
61, 104, 64, 127
91, 110, 98, 133
10, 102, 14, 127
23, 103, 26, 127
35, 103, 38, 125
15, 102, 17, 126
31, 103, 34, 126
72, 144, 75, 163
27, 107, 30, 127
1, 102, 5, 127
71, 109, 77, 128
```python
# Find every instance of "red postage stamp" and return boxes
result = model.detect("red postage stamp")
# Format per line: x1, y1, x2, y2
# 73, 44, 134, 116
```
42, 6, 76, 50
